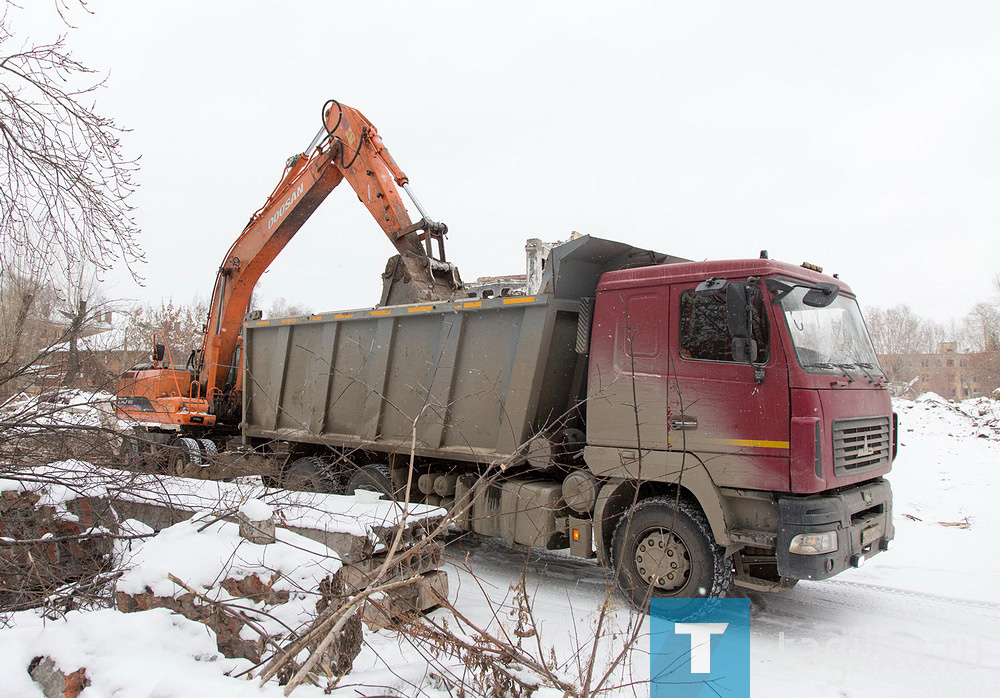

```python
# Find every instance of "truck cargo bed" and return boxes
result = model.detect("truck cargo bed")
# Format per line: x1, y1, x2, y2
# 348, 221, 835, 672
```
243, 295, 583, 464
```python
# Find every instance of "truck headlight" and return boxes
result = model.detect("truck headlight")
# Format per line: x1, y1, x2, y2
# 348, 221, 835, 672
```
788, 531, 838, 555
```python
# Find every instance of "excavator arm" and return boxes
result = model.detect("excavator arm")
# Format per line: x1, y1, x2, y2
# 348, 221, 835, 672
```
199, 100, 462, 408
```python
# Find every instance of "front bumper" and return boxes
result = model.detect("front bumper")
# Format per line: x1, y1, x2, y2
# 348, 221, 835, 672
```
776, 478, 894, 581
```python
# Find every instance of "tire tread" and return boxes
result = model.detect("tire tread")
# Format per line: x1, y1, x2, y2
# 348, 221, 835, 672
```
611, 495, 733, 607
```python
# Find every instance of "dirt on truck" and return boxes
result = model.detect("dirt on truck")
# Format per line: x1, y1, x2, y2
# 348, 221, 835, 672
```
116, 101, 896, 609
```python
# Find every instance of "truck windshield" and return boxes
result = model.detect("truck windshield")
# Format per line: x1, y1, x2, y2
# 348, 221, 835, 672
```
778, 287, 883, 377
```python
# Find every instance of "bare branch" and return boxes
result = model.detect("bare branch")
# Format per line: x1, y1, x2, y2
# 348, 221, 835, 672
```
0, 8, 142, 286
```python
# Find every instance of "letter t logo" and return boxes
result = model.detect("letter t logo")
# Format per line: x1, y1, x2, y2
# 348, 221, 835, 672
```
674, 623, 729, 673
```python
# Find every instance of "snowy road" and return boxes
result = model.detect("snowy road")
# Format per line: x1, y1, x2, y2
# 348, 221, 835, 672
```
443, 536, 1000, 697
751, 578, 1000, 696
440, 395, 1000, 697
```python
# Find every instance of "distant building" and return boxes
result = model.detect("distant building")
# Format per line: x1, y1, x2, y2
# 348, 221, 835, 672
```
465, 275, 527, 299
27, 310, 144, 393
35, 309, 114, 347
879, 342, 1000, 399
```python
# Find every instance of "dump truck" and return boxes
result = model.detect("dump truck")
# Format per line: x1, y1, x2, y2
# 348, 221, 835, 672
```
118, 101, 896, 607
240, 234, 895, 605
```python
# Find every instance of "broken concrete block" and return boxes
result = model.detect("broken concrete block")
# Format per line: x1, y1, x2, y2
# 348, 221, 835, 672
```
0, 489, 116, 607
28, 656, 89, 698
115, 515, 361, 681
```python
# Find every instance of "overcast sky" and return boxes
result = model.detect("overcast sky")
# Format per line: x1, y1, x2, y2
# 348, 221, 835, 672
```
15, 1, 1000, 323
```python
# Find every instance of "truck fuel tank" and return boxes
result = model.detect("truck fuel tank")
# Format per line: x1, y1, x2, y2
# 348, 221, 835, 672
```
468, 478, 567, 549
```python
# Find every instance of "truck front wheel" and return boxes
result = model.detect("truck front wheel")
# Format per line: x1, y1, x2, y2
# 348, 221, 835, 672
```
611, 496, 732, 607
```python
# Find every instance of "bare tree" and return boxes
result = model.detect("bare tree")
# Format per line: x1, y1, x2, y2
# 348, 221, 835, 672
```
0, 0, 142, 288
865, 305, 936, 356
0, 271, 49, 389
55, 265, 105, 386
0, 263, 130, 397
0, 0, 142, 398
123, 297, 207, 367
964, 302, 1000, 354
267, 296, 311, 319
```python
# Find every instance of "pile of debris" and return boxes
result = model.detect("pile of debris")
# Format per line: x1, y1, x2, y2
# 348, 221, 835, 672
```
908, 393, 1000, 440
0, 472, 116, 610
0, 462, 448, 695
115, 505, 361, 683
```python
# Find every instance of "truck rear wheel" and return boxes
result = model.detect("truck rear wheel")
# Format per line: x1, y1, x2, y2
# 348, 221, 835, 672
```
283, 456, 331, 492
345, 464, 394, 499
197, 439, 218, 464
611, 496, 732, 608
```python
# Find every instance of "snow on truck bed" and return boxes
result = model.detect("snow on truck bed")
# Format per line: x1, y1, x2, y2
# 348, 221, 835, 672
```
0, 460, 443, 542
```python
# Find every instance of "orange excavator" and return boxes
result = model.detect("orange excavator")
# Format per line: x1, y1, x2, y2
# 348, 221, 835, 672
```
116, 100, 463, 453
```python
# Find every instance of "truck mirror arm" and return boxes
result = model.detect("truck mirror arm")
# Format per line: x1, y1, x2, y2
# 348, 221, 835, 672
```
765, 278, 840, 307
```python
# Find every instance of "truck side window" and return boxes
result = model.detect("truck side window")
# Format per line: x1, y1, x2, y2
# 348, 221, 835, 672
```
679, 286, 769, 363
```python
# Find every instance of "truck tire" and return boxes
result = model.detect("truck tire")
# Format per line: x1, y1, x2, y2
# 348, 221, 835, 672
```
345, 464, 394, 499
197, 439, 218, 464
611, 496, 732, 609
168, 437, 202, 478
283, 456, 331, 492
119, 431, 142, 467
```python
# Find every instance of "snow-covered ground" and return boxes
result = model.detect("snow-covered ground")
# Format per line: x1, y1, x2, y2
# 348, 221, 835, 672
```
433, 394, 1000, 696
0, 390, 117, 432
1, 395, 998, 696
2, 461, 444, 540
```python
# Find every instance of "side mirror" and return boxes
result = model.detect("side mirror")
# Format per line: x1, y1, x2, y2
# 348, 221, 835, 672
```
727, 283, 762, 363
802, 282, 840, 308
726, 283, 749, 337
732, 337, 758, 363
152, 343, 166, 362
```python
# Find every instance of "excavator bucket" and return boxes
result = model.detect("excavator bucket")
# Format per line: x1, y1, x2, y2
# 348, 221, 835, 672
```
379, 252, 465, 306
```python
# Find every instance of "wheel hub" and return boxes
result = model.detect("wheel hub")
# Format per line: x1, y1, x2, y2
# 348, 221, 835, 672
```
634, 530, 691, 592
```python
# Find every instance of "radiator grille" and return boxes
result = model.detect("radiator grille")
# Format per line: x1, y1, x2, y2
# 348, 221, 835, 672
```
833, 416, 891, 475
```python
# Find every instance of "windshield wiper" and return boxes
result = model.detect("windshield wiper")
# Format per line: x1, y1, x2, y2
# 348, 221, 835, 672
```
851, 361, 885, 385
804, 362, 854, 383
832, 363, 858, 384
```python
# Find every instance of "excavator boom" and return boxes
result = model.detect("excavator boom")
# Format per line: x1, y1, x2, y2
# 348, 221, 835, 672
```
118, 100, 462, 428
199, 100, 463, 406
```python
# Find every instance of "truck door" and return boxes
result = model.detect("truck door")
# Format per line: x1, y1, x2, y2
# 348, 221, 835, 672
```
668, 279, 791, 491
586, 286, 670, 450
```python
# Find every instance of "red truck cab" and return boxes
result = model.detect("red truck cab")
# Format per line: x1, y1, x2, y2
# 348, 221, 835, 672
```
586, 256, 895, 601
